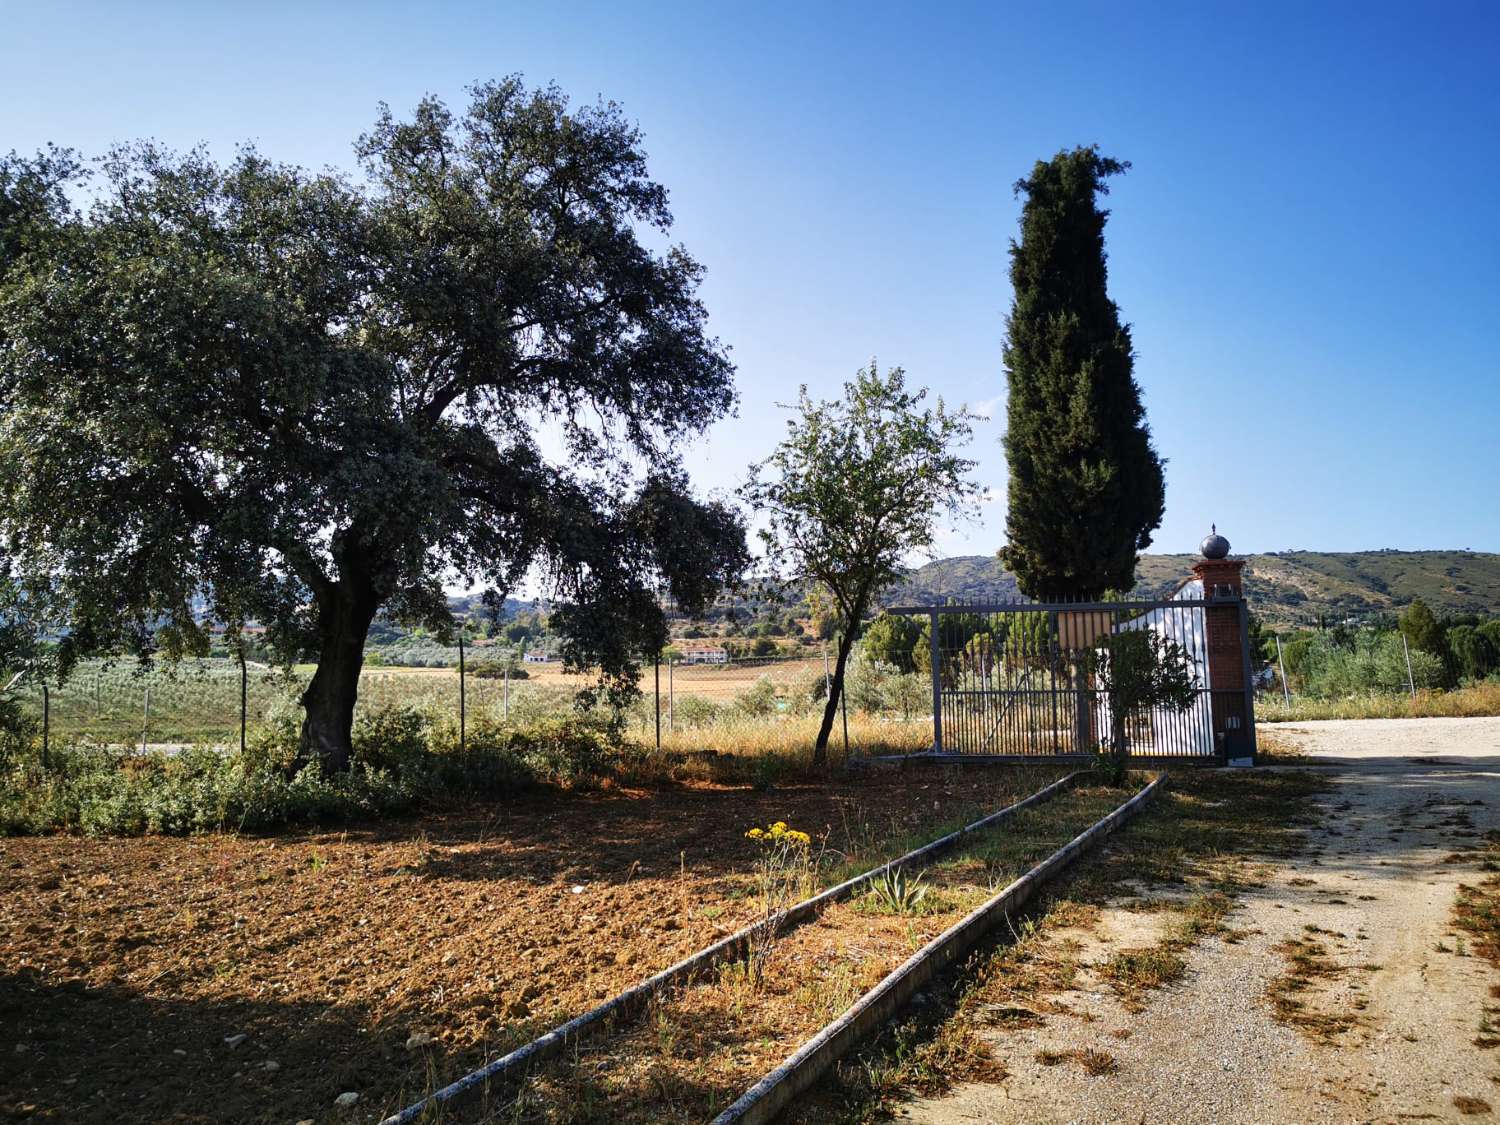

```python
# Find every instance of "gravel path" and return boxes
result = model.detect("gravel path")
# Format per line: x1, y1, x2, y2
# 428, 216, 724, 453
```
904, 717, 1500, 1125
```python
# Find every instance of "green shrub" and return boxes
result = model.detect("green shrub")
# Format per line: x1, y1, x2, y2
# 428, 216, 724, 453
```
671, 694, 722, 728
734, 675, 780, 718
0, 702, 642, 836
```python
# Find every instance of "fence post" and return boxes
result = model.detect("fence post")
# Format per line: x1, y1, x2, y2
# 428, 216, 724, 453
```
1275, 635, 1291, 707
928, 610, 942, 753
824, 645, 831, 698
654, 653, 661, 751
458, 633, 467, 754
668, 659, 675, 733
42, 683, 49, 769
840, 672, 850, 759
1237, 595, 1258, 761
503, 661, 510, 722
238, 645, 248, 755
1401, 632, 1417, 699
141, 688, 150, 754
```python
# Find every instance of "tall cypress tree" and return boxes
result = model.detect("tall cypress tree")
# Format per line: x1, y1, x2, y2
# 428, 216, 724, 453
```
999, 147, 1165, 600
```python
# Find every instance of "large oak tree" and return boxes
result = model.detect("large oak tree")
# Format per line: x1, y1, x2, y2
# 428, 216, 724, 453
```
0, 79, 748, 769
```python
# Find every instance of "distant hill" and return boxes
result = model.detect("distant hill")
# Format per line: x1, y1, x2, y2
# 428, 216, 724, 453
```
887, 550, 1500, 625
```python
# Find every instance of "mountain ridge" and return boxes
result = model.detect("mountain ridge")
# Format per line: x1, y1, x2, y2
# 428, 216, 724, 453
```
888, 550, 1500, 624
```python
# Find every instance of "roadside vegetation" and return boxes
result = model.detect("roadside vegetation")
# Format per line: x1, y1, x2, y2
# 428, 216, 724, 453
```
1260, 597, 1500, 722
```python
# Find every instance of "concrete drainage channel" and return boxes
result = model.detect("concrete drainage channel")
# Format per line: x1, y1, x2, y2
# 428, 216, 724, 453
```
713, 773, 1165, 1125
380, 770, 1160, 1125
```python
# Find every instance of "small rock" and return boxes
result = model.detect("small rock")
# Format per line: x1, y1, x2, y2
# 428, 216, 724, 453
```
224, 1034, 248, 1050
173, 1049, 187, 1056
262, 1060, 280, 1072
405, 1032, 434, 1051
334, 1090, 359, 1108
13, 1043, 27, 1053
570, 884, 586, 895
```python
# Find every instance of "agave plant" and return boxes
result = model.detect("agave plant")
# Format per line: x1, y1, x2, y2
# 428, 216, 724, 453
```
869, 865, 930, 915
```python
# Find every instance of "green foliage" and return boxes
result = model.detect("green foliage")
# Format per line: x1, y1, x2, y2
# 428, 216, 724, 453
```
1441, 625, 1496, 683
1399, 598, 1446, 655
0, 705, 633, 835
861, 614, 924, 673
1291, 629, 1444, 697
0, 79, 747, 769
741, 363, 979, 760
671, 694, 723, 729
864, 865, 931, 915
734, 675, 781, 718
998, 147, 1165, 599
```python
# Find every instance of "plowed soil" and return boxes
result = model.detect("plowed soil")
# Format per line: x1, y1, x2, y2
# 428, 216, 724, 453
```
1, 766, 1065, 1124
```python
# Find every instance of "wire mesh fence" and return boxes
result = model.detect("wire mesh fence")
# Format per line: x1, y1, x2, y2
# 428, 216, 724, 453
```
6, 649, 936, 753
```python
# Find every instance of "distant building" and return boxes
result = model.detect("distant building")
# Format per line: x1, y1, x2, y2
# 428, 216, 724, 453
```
523, 651, 549, 664
681, 644, 729, 665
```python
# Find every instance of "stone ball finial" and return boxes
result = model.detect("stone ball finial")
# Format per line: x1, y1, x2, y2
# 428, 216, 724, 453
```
1200, 524, 1231, 560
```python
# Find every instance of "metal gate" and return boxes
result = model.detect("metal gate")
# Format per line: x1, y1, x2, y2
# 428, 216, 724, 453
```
887, 586, 1253, 761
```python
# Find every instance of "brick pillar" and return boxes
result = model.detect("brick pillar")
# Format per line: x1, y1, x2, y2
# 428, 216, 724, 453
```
1192, 556, 1254, 762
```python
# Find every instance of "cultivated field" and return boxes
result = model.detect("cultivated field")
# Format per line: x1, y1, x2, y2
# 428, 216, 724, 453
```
2, 767, 1070, 1123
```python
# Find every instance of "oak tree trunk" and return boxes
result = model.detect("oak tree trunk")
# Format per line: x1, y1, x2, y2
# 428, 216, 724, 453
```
296, 591, 378, 773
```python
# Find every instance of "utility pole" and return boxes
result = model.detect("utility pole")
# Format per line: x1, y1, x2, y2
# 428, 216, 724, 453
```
1401, 632, 1417, 699
458, 631, 467, 754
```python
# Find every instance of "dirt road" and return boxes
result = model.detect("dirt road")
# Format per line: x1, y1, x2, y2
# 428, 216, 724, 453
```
905, 717, 1500, 1124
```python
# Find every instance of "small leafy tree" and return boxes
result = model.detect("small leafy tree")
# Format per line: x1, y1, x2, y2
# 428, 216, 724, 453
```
741, 364, 979, 763
1086, 629, 1197, 782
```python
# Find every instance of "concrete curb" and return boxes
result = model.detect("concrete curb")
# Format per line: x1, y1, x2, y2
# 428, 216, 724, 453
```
711, 774, 1166, 1125
378, 770, 1083, 1125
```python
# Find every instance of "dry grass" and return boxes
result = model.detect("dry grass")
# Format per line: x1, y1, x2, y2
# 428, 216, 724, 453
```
1452, 834, 1500, 1089
1259, 681, 1500, 723
1034, 1046, 1119, 1076
1264, 934, 1358, 1042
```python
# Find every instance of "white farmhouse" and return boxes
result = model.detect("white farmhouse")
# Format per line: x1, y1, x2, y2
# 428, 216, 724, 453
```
680, 644, 729, 665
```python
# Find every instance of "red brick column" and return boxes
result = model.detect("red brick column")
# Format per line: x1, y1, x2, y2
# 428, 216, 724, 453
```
1193, 557, 1254, 761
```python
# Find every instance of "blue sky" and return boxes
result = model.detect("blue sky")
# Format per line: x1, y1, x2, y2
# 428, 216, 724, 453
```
4, 1, 1498, 558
